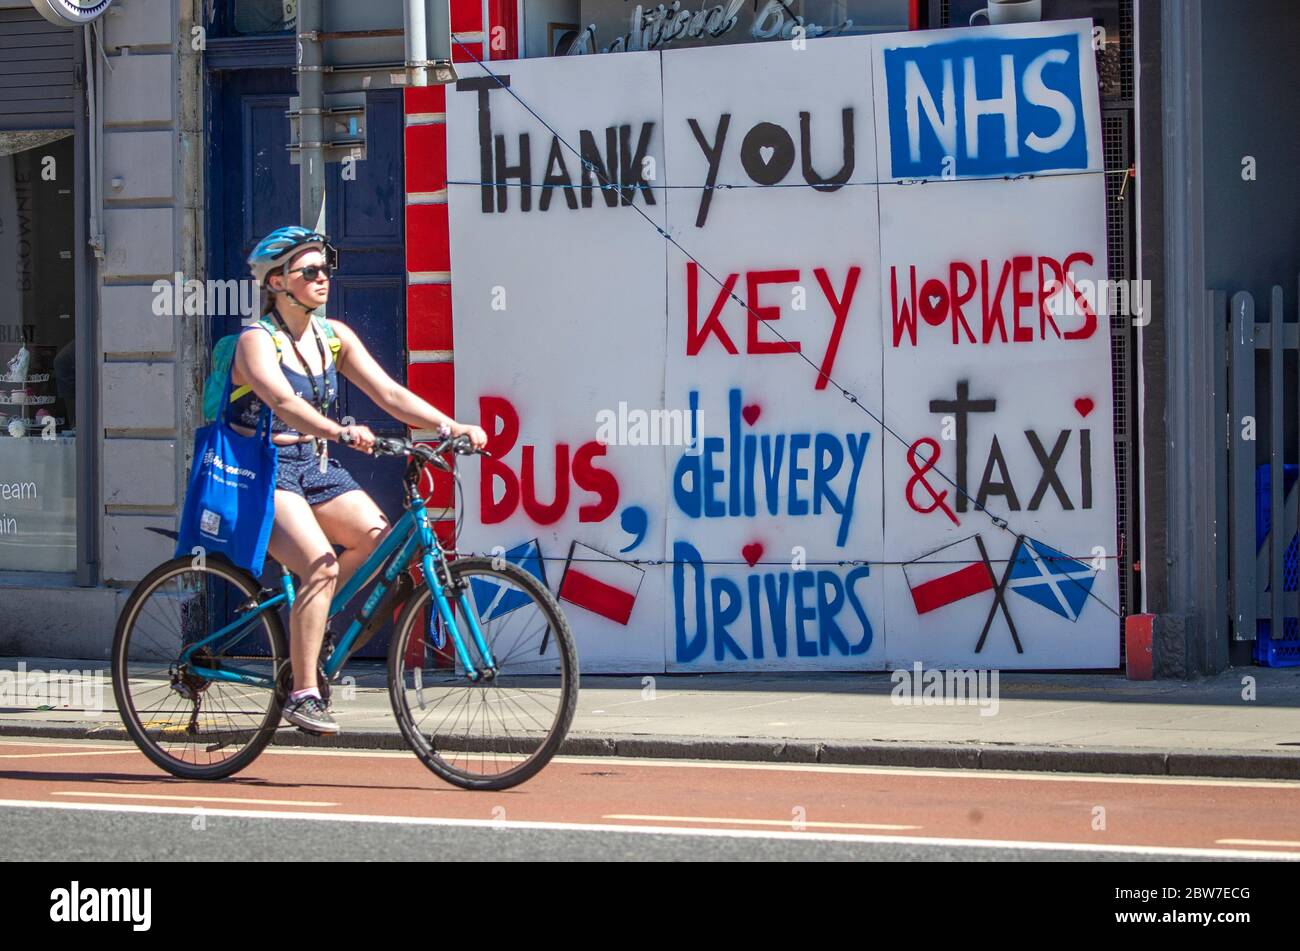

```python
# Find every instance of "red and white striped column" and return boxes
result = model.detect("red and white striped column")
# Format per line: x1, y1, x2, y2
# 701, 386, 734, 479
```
402, 0, 520, 551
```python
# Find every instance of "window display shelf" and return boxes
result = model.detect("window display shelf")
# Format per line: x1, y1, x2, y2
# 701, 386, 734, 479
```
0, 395, 56, 406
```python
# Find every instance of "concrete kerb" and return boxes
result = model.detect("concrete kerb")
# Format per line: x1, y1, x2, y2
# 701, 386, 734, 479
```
1165, 750, 1300, 780
3, 722, 1299, 780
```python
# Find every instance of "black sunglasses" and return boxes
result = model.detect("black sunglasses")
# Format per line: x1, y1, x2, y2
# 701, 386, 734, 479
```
287, 264, 334, 281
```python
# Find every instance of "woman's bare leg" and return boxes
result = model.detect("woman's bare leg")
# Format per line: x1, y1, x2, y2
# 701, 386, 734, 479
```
311, 489, 390, 594
265, 490, 337, 692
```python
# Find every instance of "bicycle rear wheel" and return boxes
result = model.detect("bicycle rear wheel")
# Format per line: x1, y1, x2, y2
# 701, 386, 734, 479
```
388, 556, 579, 790
111, 555, 288, 780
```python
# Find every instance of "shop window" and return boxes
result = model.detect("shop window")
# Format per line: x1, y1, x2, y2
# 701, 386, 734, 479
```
0, 132, 76, 573
231, 0, 296, 35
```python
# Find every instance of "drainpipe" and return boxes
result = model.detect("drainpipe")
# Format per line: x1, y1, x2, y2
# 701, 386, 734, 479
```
404, 0, 428, 87
83, 25, 105, 263
298, 0, 326, 236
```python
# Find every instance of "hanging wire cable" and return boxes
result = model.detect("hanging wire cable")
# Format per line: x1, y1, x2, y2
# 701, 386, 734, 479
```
447, 165, 1133, 192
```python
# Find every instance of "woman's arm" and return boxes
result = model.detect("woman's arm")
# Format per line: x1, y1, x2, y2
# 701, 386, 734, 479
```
233, 328, 346, 441
328, 319, 486, 446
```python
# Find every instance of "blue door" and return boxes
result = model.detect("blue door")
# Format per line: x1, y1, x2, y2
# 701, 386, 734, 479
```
208, 69, 408, 657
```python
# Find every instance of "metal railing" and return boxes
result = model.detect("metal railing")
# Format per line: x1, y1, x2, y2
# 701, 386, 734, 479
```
1225, 280, 1299, 656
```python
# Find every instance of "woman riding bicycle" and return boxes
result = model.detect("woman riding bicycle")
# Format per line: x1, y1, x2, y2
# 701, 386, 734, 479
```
231, 226, 487, 736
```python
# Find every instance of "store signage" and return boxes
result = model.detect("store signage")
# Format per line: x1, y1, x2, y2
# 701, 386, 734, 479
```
568, 0, 905, 53
882, 33, 1090, 178
30, 0, 114, 27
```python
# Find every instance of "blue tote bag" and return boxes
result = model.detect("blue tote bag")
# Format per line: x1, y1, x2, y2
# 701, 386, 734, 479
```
175, 367, 278, 575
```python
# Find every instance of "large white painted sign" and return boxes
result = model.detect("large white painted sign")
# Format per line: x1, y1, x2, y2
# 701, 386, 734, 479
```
444, 20, 1119, 672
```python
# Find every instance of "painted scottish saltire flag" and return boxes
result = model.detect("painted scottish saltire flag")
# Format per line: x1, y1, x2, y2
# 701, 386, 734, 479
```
1007, 537, 1098, 622
468, 538, 550, 622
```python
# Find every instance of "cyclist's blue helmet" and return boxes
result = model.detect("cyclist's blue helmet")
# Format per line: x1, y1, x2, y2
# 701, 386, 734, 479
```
247, 226, 338, 287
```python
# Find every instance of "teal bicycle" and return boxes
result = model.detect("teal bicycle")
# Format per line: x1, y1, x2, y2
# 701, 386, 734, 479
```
111, 432, 578, 790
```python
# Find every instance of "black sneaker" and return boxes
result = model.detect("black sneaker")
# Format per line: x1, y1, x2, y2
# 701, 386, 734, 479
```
282, 695, 340, 735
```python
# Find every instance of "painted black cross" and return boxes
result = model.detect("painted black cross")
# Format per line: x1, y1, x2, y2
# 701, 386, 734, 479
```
974, 534, 1025, 654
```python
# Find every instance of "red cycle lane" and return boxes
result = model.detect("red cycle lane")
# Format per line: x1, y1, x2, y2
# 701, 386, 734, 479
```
0, 740, 1298, 857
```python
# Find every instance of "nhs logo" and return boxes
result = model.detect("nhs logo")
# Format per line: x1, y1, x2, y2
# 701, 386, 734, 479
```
881, 31, 1096, 179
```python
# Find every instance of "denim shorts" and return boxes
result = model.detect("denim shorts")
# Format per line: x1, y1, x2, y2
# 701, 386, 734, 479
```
275, 440, 362, 506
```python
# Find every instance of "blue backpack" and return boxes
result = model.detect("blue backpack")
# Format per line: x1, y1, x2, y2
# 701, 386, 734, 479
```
201, 314, 341, 423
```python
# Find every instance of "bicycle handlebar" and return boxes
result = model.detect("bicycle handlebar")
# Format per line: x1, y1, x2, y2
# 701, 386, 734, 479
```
339, 429, 490, 467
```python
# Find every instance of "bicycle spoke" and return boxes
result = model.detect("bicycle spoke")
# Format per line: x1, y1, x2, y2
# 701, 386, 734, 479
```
115, 560, 282, 776
495, 686, 553, 733
411, 682, 465, 732
424, 683, 474, 741
392, 559, 575, 786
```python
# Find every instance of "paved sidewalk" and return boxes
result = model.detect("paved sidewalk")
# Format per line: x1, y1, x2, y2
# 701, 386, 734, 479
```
2, 656, 1298, 779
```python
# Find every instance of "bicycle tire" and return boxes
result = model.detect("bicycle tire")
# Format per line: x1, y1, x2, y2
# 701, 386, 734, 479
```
112, 554, 288, 780
388, 556, 579, 791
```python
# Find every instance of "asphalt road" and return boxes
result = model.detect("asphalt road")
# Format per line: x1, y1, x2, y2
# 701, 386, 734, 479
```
1, 739, 1298, 862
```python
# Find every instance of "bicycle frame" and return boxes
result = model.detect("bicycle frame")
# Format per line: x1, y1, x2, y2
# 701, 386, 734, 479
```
178, 481, 498, 691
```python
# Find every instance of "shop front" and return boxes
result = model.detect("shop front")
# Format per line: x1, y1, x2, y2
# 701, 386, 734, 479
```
0, 5, 89, 580
5, 0, 1279, 678
0, 0, 200, 659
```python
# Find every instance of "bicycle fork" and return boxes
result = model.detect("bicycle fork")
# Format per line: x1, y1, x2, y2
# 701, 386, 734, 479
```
421, 551, 498, 681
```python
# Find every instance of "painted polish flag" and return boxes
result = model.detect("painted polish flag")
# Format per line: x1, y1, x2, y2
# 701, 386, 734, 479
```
902, 535, 996, 615
558, 541, 644, 625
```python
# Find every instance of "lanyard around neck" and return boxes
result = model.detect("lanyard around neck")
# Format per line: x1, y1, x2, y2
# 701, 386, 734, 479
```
270, 310, 334, 414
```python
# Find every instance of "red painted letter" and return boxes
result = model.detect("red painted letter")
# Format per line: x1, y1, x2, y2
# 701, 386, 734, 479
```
746, 269, 801, 355
1010, 255, 1034, 342
813, 265, 860, 389
686, 261, 739, 356
480, 395, 520, 524
573, 441, 620, 521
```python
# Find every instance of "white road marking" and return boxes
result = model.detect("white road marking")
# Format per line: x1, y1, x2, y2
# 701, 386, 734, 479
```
605, 814, 919, 831
50, 791, 338, 807
0, 749, 137, 759
0, 740, 124, 750
0, 798, 1295, 860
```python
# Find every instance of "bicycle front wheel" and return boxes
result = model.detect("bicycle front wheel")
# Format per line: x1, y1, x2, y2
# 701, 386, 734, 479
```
388, 556, 579, 790
111, 555, 288, 780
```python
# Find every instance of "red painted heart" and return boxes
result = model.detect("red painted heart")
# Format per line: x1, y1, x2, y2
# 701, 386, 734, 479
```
1074, 397, 1095, 418
741, 542, 764, 567
742, 404, 761, 426
919, 278, 949, 327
